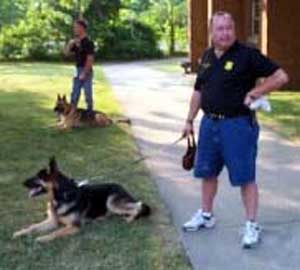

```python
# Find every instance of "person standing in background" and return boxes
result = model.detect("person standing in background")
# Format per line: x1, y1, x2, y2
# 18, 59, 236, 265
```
65, 19, 95, 113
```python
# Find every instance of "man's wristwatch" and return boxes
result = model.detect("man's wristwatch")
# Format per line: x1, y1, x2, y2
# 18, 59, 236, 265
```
248, 92, 262, 100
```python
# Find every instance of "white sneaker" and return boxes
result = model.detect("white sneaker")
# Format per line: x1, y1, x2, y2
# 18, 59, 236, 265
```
241, 221, 262, 248
182, 209, 216, 232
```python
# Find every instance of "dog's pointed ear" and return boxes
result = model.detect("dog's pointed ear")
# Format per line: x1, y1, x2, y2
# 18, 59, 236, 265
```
57, 94, 61, 100
37, 168, 54, 183
49, 156, 58, 173
62, 95, 67, 101
38, 168, 49, 178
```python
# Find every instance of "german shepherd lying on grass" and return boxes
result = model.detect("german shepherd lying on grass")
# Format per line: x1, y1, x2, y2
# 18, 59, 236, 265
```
13, 158, 151, 242
54, 94, 130, 130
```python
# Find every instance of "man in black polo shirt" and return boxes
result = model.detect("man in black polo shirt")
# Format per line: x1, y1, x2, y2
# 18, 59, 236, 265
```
182, 11, 289, 248
65, 19, 95, 112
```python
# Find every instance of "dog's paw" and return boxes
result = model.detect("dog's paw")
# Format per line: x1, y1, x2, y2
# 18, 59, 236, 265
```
125, 216, 135, 223
13, 230, 27, 238
12, 232, 20, 239
35, 235, 52, 243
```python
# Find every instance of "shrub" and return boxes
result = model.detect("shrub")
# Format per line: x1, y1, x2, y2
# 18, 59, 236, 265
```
0, 16, 162, 61
91, 19, 162, 60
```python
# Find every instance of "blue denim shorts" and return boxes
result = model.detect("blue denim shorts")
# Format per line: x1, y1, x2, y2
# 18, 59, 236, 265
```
194, 115, 259, 186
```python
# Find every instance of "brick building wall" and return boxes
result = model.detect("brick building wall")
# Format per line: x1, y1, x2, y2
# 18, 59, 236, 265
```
266, 1, 300, 89
188, 0, 300, 88
212, 0, 249, 42
188, 0, 208, 71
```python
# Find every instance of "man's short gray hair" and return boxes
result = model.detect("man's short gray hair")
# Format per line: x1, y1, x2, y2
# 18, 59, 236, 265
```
209, 11, 235, 28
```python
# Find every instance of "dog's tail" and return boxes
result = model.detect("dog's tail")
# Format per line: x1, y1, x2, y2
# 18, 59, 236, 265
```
114, 118, 131, 125
136, 202, 151, 219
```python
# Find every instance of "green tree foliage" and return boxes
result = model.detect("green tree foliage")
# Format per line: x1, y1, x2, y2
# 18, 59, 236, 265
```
85, 0, 121, 19
0, 0, 30, 28
139, 0, 187, 55
98, 20, 161, 60
83, 0, 161, 60
122, 0, 152, 12
0, 0, 186, 60
0, 2, 68, 60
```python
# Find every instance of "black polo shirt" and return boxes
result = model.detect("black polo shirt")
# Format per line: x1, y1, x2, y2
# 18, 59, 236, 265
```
194, 41, 279, 115
71, 37, 95, 68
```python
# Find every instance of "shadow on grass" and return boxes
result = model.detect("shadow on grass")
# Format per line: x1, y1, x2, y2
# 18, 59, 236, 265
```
260, 97, 300, 141
0, 87, 144, 194
0, 89, 151, 187
0, 61, 192, 270
0, 88, 189, 270
0, 62, 73, 77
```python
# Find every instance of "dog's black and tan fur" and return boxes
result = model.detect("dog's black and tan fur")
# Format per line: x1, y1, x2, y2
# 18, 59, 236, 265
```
13, 158, 151, 242
54, 94, 130, 130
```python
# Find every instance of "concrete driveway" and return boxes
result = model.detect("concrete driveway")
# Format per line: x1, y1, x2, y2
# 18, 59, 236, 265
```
102, 62, 300, 270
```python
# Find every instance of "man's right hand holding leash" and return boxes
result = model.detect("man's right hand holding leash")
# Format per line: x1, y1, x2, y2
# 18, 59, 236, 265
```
182, 91, 202, 138
182, 119, 194, 138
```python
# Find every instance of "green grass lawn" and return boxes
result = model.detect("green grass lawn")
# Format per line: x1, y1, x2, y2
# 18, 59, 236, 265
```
258, 91, 300, 143
0, 63, 191, 270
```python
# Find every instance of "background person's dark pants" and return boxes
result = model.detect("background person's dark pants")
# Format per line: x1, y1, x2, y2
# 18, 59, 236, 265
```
71, 67, 93, 111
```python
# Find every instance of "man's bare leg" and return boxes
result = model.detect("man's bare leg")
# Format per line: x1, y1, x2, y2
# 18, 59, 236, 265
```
201, 177, 218, 213
241, 182, 258, 221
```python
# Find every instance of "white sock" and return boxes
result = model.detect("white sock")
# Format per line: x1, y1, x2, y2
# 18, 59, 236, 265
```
202, 211, 212, 218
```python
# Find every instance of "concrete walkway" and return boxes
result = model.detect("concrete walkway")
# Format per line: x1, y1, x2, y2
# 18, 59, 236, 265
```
102, 62, 300, 270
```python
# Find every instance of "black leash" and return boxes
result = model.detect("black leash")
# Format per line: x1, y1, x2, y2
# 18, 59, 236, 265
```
82, 135, 185, 182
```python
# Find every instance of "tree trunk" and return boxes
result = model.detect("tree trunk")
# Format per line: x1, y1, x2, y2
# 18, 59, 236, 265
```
77, 0, 82, 18
168, 3, 175, 55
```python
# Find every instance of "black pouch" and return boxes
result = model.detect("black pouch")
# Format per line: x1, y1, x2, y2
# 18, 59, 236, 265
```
182, 134, 197, 171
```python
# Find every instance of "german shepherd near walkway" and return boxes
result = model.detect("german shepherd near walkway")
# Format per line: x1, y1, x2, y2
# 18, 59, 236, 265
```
54, 94, 130, 130
13, 157, 151, 242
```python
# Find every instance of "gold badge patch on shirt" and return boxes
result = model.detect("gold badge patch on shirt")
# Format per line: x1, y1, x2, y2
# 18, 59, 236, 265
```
224, 61, 234, 71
